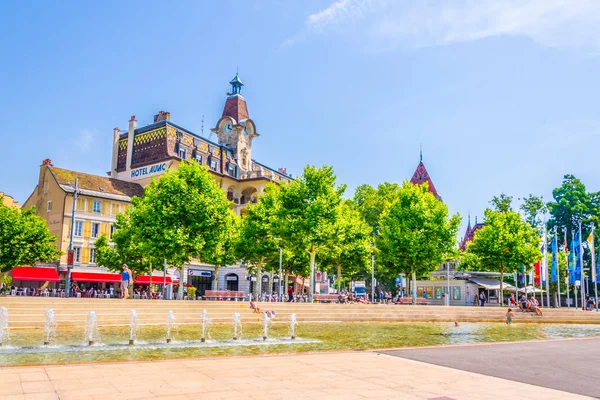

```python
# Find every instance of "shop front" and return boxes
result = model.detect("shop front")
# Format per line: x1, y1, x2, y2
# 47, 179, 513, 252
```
9, 267, 61, 295
187, 268, 213, 296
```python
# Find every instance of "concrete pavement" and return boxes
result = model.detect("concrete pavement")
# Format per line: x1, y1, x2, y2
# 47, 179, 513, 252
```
381, 337, 600, 399
0, 350, 591, 400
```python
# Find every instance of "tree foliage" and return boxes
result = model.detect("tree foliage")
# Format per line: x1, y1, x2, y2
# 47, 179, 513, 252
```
377, 181, 461, 303
519, 194, 546, 235
126, 161, 238, 298
467, 197, 541, 301
0, 199, 61, 273
353, 182, 401, 236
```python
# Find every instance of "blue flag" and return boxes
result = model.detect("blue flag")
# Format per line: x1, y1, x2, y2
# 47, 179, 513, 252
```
551, 235, 558, 283
569, 238, 576, 283
573, 230, 582, 282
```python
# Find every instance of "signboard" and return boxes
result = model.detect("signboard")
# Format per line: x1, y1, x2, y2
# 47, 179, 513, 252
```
67, 250, 74, 266
129, 162, 167, 180
189, 270, 211, 277
226, 275, 238, 281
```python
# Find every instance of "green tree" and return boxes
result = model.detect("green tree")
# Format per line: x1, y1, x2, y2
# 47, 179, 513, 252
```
378, 181, 461, 304
467, 199, 541, 303
235, 184, 282, 296
491, 193, 514, 213
353, 183, 401, 236
519, 194, 546, 235
275, 165, 345, 302
0, 199, 61, 283
129, 161, 238, 299
319, 200, 372, 292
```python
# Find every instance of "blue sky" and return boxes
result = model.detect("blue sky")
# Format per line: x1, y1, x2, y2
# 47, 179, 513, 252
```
2, 0, 600, 238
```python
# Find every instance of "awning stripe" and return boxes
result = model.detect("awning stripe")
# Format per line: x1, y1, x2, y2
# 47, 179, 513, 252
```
71, 272, 121, 283
10, 267, 60, 282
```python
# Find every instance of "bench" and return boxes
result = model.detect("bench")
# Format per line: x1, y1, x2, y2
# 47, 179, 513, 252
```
204, 290, 245, 301
313, 294, 339, 303
396, 298, 429, 305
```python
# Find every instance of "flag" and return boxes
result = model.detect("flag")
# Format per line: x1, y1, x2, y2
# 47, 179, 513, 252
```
568, 238, 576, 283
551, 235, 558, 283
587, 232, 594, 254
541, 241, 547, 286
534, 261, 541, 285
573, 230, 582, 283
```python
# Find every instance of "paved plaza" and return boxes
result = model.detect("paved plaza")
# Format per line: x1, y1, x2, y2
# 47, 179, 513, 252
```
0, 347, 592, 400
381, 336, 600, 399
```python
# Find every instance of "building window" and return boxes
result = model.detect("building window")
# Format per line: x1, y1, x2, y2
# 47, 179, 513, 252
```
110, 203, 117, 215
76, 198, 85, 211
74, 247, 81, 263
91, 222, 100, 238
90, 248, 96, 264
110, 224, 116, 240
93, 201, 101, 213
46, 201, 52, 212
210, 159, 218, 172
227, 164, 236, 177
74, 221, 83, 237
178, 147, 187, 159
195, 154, 203, 164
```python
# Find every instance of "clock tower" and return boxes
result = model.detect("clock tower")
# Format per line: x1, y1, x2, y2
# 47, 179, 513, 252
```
212, 73, 259, 172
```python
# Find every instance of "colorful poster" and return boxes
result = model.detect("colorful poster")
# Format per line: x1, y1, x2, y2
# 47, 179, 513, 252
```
435, 287, 442, 299
417, 287, 424, 298
453, 286, 461, 300
426, 287, 433, 299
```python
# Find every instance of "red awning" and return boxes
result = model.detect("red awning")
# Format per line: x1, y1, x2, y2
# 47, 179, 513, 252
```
11, 267, 60, 282
71, 272, 121, 283
134, 275, 172, 285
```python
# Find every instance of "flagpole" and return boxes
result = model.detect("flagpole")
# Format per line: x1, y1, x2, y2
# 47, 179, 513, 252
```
555, 227, 561, 308
565, 228, 570, 308
544, 217, 550, 306
592, 224, 597, 312
579, 221, 585, 311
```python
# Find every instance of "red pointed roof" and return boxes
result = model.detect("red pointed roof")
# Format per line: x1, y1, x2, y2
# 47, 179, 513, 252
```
459, 219, 484, 250
410, 161, 440, 199
222, 94, 249, 123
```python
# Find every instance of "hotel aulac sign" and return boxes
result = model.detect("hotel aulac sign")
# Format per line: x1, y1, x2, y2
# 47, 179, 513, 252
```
130, 162, 167, 180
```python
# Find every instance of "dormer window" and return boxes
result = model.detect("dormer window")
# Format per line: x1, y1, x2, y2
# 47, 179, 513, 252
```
227, 164, 237, 177
195, 153, 203, 164
178, 147, 187, 159
210, 159, 219, 172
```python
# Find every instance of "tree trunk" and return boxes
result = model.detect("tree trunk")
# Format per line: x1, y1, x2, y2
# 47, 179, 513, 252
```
308, 250, 316, 303
149, 261, 153, 293
214, 264, 220, 292
177, 266, 184, 300
412, 270, 417, 305
337, 263, 342, 293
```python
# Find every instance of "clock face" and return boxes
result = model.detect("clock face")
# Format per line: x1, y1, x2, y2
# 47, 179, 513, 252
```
224, 123, 233, 133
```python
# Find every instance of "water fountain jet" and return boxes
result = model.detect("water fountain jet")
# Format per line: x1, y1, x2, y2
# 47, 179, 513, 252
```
200, 309, 212, 342
84, 311, 99, 346
261, 312, 271, 341
0, 306, 9, 347
232, 312, 242, 340
166, 310, 176, 343
289, 313, 298, 340
44, 308, 58, 345
129, 309, 139, 345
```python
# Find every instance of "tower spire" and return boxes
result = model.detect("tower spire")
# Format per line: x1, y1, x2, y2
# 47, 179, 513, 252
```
420, 144, 423, 162
229, 72, 244, 95
468, 211, 471, 227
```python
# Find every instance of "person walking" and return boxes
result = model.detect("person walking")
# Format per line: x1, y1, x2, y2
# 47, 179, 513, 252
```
479, 291, 487, 307
287, 286, 294, 302
121, 264, 132, 299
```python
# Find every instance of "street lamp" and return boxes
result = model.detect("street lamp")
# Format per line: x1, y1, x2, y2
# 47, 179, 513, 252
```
66, 178, 79, 298
275, 238, 282, 301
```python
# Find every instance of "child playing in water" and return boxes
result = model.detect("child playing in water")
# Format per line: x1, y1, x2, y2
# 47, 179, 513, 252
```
506, 308, 514, 325
250, 300, 260, 314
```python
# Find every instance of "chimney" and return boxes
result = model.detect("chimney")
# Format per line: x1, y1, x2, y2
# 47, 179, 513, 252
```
278, 167, 287, 175
110, 128, 120, 175
153, 111, 171, 123
41, 158, 52, 166
125, 116, 137, 172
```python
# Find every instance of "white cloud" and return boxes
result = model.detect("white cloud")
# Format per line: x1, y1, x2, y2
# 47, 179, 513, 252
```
75, 129, 96, 153
294, 0, 600, 51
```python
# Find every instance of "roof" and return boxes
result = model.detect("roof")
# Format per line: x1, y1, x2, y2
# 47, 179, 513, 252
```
222, 94, 249, 123
410, 161, 440, 199
459, 220, 484, 250
468, 277, 515, 290
10, 267, 60, 282
49, 166, 144, 200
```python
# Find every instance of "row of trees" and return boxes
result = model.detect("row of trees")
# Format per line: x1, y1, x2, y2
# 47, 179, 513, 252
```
93, 161, 462, 301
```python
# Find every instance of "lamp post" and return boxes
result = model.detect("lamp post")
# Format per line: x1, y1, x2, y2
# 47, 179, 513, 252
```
446, 261, 450, 306
275, 238, 282, 301
66, 178, 79, 298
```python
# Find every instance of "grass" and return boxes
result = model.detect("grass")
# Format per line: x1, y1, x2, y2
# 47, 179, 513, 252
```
2, 321, 600, 366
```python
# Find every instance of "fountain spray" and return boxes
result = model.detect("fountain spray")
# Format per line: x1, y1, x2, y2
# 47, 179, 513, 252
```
232, 312, 242, 340
44, 308, 58, 345
166, 310, 176, 343
129, 309, 139, 345
0, 307, 9, 347
289, 313, 298, 340
200, 309, 212, 342
85, 311, 98, 346
261, 312, 271, 341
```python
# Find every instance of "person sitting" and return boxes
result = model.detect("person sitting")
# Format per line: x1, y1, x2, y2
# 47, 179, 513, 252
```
250, 300, 260, 314
530, 296, 543, 316
519, 295, 528, 312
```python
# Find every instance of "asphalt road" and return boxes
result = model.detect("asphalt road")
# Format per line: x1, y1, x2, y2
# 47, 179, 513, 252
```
379, 337, 600, 399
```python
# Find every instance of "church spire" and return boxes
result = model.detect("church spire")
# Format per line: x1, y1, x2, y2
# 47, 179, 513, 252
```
410, 147, 441, 200
468, 212, 471, 227
229, 73, 244, 95
420, 144, 423, 162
